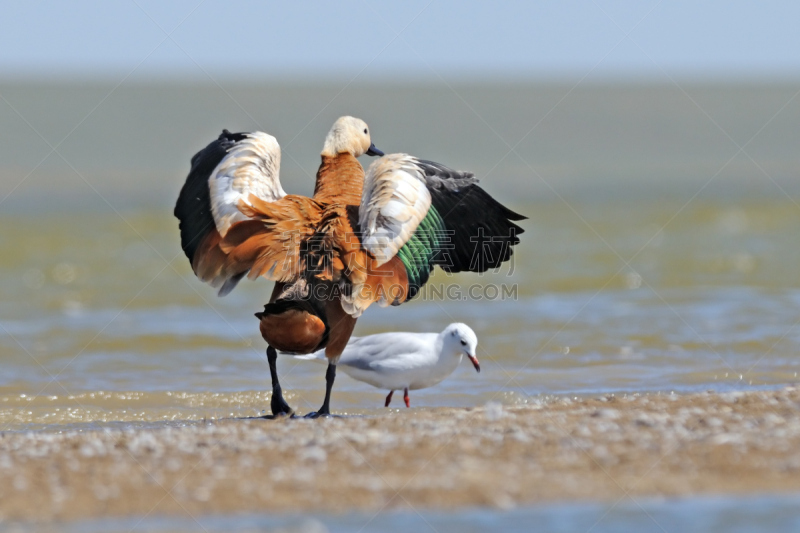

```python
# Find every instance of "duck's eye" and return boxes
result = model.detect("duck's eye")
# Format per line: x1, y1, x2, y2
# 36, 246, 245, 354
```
460, 340, 467, 346
364, 128, 368, 134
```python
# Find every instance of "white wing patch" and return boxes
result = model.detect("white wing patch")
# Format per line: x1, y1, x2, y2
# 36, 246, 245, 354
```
360, 154, 432, 266
209, 132, 286, 237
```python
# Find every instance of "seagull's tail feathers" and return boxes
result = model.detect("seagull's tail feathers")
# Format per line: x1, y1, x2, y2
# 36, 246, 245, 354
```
291, 351, 327, 363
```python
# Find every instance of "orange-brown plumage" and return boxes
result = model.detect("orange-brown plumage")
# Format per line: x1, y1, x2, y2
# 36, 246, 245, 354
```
191, 228, 227, 285
333, 215, 411, 309
220, 195, 323, 283
258, 308, 326, 354
256, 280, 327, 354
313, 153, 365, 205
228, 152, 369, 358
323, 297, 358, 357
362, 255, 410, 305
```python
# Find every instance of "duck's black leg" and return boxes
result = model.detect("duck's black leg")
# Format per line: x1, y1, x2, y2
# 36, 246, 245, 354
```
306, 362, 336, 418
385, 390, 394, 407
267, 346, 294, 416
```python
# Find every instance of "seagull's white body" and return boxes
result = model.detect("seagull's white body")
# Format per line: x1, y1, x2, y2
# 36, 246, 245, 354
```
322, 332, 458, 391
293, 323, 480, 407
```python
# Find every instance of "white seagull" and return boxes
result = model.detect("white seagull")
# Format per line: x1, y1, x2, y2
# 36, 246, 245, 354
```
293, 323, 480, 407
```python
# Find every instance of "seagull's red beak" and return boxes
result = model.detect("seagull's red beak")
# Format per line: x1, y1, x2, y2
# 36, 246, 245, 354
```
468, 354, 481, 373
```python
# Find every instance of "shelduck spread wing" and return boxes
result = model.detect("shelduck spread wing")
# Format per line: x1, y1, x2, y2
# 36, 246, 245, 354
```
175, 129, 314, 296
340, 154, 526, 316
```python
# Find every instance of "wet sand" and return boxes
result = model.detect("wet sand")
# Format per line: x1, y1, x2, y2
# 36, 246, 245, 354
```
1, 387, 800, 523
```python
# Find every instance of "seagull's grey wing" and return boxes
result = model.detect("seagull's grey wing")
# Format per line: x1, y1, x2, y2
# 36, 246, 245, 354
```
337, 332, 437, 371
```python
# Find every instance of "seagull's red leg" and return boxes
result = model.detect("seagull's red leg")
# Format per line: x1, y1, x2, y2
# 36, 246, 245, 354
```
404, 387, 410, 408
385, 390, 394, 407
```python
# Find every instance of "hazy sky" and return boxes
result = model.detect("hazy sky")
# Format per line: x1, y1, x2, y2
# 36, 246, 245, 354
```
3, 1, 800, 81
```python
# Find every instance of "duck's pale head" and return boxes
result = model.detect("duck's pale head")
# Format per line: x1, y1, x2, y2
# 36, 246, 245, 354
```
321, 116, 384, 158
442, 323, 480, 372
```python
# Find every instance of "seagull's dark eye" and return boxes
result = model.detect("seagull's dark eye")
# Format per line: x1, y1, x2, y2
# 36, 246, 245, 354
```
364, 128, 368, 134
460, 340, 467, 346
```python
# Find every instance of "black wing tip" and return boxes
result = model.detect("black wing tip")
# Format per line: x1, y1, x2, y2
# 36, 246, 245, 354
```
425, 180, 526, 274
506, 209, 527, 222
494, 203, 527, 223
417, 159, 528, 223
505, 221, 525, 238
219, 128, 243, 137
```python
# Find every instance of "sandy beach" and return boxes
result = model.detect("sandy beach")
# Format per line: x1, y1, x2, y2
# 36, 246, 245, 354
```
1, 387, 799, 523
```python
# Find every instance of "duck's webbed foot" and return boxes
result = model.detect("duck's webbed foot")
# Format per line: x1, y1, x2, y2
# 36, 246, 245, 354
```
270, 388, 294, 417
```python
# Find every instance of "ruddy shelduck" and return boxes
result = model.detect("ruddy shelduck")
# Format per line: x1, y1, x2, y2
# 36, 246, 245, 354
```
175, 116, 524, 416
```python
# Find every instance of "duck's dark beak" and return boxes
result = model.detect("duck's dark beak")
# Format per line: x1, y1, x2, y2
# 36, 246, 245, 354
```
468, 354, 481, 373
366, 143, 384, 157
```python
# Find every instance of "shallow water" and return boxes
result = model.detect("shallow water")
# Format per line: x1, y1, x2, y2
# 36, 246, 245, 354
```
10, 495, 800, 532
2, 82, 800, 528
2, 82, 800, 429
2, 196, 799, 429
